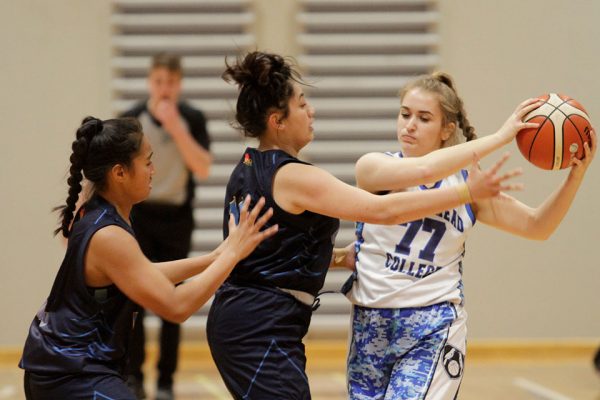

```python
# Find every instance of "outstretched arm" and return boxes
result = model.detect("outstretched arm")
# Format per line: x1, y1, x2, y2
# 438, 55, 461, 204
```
476, 131, 596, 239
274, 153, 522, 226
155, 233, 233, 284
86, 196, 277, 323
356, 98, 540, 192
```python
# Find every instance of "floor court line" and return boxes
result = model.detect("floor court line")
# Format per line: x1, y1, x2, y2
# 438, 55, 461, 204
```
513, 377, 573, 400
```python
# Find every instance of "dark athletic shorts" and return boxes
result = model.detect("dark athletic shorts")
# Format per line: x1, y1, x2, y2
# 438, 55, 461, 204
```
207, 282, 314, 400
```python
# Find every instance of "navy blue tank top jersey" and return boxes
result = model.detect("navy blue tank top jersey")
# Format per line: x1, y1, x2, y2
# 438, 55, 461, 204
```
224, 148, 340, 297
20, 196, 139, 376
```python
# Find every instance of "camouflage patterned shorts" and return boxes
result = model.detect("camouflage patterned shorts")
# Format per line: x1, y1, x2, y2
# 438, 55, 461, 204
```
347, 302, 467, 400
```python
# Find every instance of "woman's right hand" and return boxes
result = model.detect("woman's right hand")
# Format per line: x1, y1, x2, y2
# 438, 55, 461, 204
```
225, 195, 278, 262
466, 153, 523, 201
496, 98, 542, 143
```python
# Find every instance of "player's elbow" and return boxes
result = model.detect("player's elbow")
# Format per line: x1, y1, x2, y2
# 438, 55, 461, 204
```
417, 164, 436, 185
151, 300, 193, 324
168, 312, 189, 324
521, 219, 553, 241
160, 308, 190, 324
527, 229, 552, 241
355, 153, 373, 172
359, 203, 401, 225
355, 154, 378, 188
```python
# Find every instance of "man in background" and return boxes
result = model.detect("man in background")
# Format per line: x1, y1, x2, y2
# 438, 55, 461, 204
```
122, 52, 212, 400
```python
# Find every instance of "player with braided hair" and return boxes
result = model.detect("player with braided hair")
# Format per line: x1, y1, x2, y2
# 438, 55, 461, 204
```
19, 116, 277, 399
206, 52, 527, 399
345, 72, 596, 399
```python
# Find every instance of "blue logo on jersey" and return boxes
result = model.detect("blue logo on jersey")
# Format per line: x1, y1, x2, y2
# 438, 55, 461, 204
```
436, 210, 464, 232
384, 253, 441, 278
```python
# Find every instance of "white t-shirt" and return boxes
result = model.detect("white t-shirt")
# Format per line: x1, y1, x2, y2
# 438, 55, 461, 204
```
347, 152, 476, 308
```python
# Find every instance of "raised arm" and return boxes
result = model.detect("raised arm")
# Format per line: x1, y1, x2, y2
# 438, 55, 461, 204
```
356, 98, 540, 193
155, 101, 213, 180
274, 153, 521, 225
476, 131, 596, 240
86, 197, 277, 323
164, 120, 213, 179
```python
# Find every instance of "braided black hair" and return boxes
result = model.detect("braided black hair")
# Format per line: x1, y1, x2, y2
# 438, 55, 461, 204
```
54, 116, 143, 237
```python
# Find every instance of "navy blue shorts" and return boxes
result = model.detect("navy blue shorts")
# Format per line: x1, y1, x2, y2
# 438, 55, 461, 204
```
207, 282, 314, 399
24, 371, 135, 400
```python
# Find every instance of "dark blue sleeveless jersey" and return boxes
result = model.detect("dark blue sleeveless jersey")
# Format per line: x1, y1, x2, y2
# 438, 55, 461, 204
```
20, 196, 139, 376
223, 148, 340, 297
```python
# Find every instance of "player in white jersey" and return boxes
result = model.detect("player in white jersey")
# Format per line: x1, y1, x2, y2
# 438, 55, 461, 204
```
351, 159, 473, 310
346, 72, 596, 400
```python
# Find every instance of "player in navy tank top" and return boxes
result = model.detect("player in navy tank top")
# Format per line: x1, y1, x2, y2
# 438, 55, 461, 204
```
206, 51, 524, 399
20, 117, 276, 399
223, 148, 339, 296
21, 196, 143, 399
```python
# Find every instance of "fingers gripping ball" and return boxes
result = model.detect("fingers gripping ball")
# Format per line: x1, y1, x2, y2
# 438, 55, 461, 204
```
517, 93, 592, 170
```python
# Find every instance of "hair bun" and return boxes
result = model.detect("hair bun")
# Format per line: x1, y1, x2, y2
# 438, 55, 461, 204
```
223, 51, 291, 89
432, 72, 456, 92
78, 116, 103, 140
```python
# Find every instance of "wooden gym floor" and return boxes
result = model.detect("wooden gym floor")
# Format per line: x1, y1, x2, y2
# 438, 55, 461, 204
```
1, 340, 599, 399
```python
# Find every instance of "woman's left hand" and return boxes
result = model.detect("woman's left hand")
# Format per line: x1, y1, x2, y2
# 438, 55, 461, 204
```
569, 127, 596, 179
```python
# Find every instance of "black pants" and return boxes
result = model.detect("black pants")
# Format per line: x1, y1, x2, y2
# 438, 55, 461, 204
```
127, 202, 193, 387
207, 282, 313, 400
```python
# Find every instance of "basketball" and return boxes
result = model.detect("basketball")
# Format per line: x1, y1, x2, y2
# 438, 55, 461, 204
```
516, 93, 592, 170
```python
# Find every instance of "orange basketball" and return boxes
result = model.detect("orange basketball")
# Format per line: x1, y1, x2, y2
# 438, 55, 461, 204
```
516, 93, 592, 170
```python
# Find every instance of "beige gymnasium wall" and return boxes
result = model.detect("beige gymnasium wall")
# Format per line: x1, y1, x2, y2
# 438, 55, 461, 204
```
437, 0, 600, 339
1, 0, 599, 348
0, 0, 113, 346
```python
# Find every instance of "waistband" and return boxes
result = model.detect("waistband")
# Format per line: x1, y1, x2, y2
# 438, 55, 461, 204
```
225, 279, 315, 307
277, 287, 315, 307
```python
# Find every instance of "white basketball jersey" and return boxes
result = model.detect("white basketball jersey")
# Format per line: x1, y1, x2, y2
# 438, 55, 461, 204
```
347, 152, 476, 308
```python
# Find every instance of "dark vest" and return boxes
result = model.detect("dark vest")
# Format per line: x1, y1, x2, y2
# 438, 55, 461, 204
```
223, 148, 340, 297
20, 196, 138, 376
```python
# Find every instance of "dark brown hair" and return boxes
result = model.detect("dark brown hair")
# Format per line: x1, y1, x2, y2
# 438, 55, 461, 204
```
54, 117, 143, 237
222, 51, 304, 138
